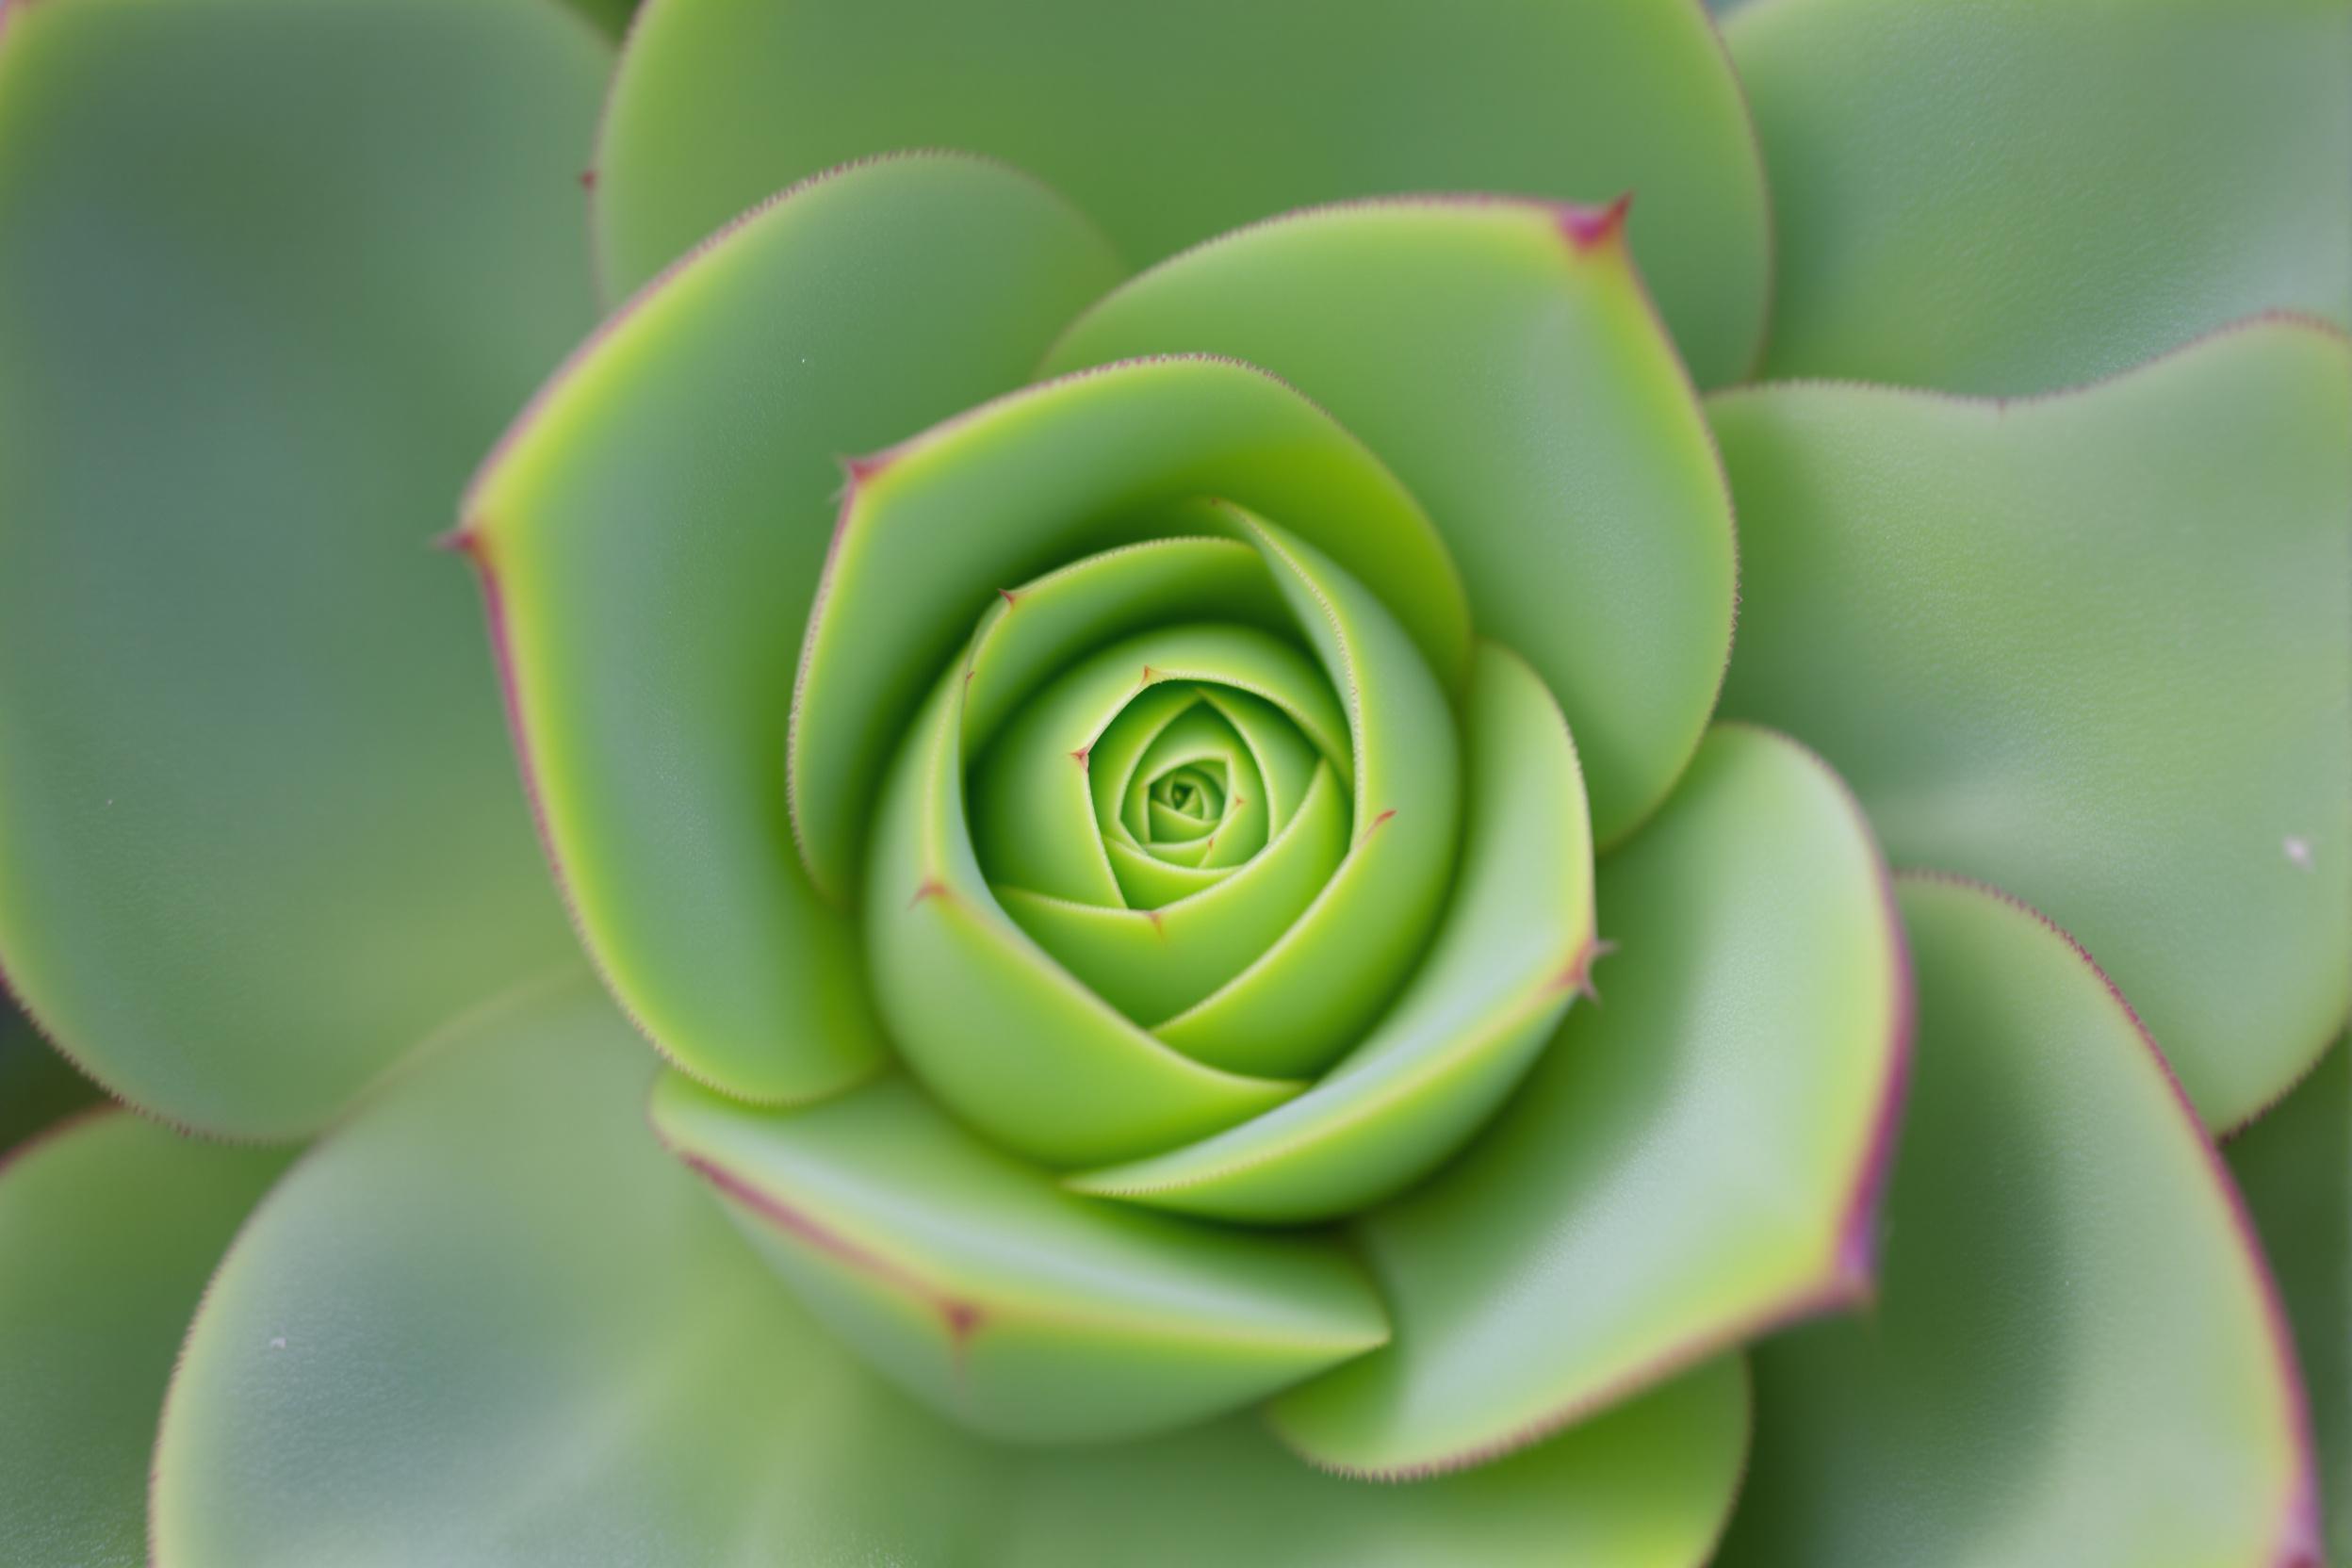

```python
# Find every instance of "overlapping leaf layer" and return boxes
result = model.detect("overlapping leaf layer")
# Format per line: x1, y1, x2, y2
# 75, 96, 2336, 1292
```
0, 0, 2340, 1564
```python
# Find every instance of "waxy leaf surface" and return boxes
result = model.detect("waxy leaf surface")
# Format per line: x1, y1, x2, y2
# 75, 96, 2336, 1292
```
596, 0, 1771, 383
1045, 199, 1733, 843
1728, 0, 2352, 393
0, 1113, 286, 1568
1071, 642, 1594, 1223
0, 0, 604, 1136
792, 357, 1469, 906
465, 153, 1124, 1104
154, 972, 1748, 1567
1270, 724, 1906, 1477
653, 1071, 1389, 1443
1712, 319, 2352, 1130
1718, 877, 2314, 1568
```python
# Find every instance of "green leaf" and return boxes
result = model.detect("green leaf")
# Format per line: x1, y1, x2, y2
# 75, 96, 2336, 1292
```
155, 971, 1003, 1567
0, 1112, 288, 1568
1070, 641, 1594, 1224
959, 537, 1296, 758
997, 759, 1348, 1027
1146, 512, 1460, 1078
462, 152, 1124, 1105
862, 509, 1464, 1161
959, 539, 1350, 1021
1042, 197, 1735, 844
1001, 1357, 1752, 1568
1268, 723, 1906, 1477
2229, 1036, 2351, 1565
1717, 877, 2317, 1568
650, 1070, 1388, 1444
868, 660, 1304, 1166
594, 0, 1772, 384
792, 357, 1469, 908
1710, 318, 2352, 1131
1726, 0, 2352, 393
973, 627, 1338, 915
0, 0, 605, 1137
153, 970, 1745, 1567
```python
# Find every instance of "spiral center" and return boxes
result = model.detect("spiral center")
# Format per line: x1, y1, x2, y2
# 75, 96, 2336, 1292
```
1152, 769, 1220, 822
955, 612, 1356, 1032
1098, 685, 1279, 879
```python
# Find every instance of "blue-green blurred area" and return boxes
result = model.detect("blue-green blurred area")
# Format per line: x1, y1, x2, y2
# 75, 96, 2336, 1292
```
0, 1001, 105, 1156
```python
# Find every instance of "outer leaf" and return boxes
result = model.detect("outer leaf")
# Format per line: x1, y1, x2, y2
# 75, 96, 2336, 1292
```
0, 0, 604, 1136
594, 0, 1772, 384
2229, 1037, 2351, 1565
650, 1071, 1388, 1444
153, 970, 1749, 1567
1710, 318, 2352, 1130
1717, 877, 2316, 1568
1268, 724, 1907, 1477
1727, 0, 2352, 394
1043, 198, 1734, 843
461, 152, 1124, 1104
998, 1357, 1752, 1568
0, 1112, 287, 1568
155, 971, 1004, 1567
1070, 641, 1594, 1224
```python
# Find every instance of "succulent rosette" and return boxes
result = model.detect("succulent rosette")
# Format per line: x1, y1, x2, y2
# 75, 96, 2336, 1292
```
0, 1, 2345, 1565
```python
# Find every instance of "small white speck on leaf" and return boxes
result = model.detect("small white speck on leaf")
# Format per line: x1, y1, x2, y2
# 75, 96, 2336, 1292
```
2284, 835, 2315, 870
268, 1335, 287, 1350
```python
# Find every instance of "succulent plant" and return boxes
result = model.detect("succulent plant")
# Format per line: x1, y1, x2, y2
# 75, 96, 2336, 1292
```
0, 0, 2345, 1564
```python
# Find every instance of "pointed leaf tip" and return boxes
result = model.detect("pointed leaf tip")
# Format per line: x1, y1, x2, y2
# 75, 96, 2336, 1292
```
1552, 937, 1616, 1004
652, 1072, 1390, 1445
1558, 191, 1634, 251
431, 525, 487, 564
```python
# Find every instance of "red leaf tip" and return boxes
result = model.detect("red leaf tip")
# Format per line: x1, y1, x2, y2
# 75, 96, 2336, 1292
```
1558, 192, 1633, 253
1553, 937, 1617, 1003
841, 450, 892, 485
433, 525, 488, 565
